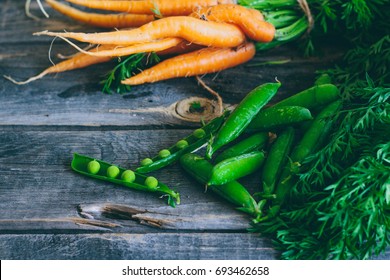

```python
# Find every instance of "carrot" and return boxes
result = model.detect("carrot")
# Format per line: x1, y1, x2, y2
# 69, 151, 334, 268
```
122, 41, 256, 85
64, 0, 237, 16
46, 0, 154, 28
156, 41, 204, 56
4, 45, 112, 84
60, 37, 184, 57
191, 4, 275, 42
34, 16, 246, 48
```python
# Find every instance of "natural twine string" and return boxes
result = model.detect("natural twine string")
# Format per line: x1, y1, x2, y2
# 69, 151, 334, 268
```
297, 0, 314, 33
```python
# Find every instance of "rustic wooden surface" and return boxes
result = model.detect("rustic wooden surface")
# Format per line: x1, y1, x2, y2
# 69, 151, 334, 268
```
1, 1, 387, 260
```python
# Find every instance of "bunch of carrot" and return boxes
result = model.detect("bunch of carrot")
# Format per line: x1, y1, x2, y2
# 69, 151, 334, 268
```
6, 0, 275, 88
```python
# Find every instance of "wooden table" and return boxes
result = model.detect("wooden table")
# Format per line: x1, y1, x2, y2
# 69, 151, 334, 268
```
2, 1, 385, 260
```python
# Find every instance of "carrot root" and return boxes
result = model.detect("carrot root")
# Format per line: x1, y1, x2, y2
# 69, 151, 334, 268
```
33, 16, 246, 48
122, 41, 256, 85
46, 0, 155, 28
52, 36, 184, 57
191, 4, 275, 42
64, 0, 237, 16
4, 45, 112, 85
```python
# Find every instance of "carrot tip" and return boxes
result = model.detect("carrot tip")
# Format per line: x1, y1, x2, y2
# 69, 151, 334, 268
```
33, 30, 49, 36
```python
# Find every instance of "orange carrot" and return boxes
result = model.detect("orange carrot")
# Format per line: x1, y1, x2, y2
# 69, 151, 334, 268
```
191, 4, 275, 42
34, 16, 246, 48
62, 37, 184, 57
4, 45, 112, 84
122, 41, 255, 85
64, 0, 236, 16
46, 0, 154, 28
156, 41, 204, 56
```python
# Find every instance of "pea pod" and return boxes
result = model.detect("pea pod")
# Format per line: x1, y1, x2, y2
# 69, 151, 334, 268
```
314, 74, 332, 86
261, 127, 295, 196
136, 112, 228, 173
246, 105, 313, 132
180, 153, 262, 221
208, 151, 266, 186
214, 132, 269, 163
206, 82, 281, 159
274, 100, 342, 205
273, 84, 340, 110
71, 153, 180, 207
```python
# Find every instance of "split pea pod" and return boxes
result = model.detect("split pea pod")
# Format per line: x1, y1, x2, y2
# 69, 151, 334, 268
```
214, 132, 269, 163
208, 151, 266, 186
206, 82, 281, 159
71, 153, 180, 207
180, 153, 262, 221
272, 84, 340, 110
136, 112, 228, 173
246, 105, 313, 132
273, 100, 342, 206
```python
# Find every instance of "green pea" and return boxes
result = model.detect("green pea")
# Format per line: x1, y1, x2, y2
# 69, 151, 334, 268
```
107, 165, 120, 178
215, 132, 269, 163
274, 100, 342, 205
144, 176, 159, 188
208, 151, 266, 185
121, 170, 136, 183
193, 128, 206, 139
87, 160, 100, 175
158, 149, 171, 158
246, 106, 313, 132
272, 84, 340, 110
261, 127, 295, 195
206, 82, 281, 159
175, 139, 189, 149
180, 153, 261, 221
140, 158, 153, 166
314, 74, 332, 85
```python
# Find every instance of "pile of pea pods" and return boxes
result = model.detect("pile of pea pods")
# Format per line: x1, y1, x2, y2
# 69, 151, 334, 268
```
72, 77, 341, 221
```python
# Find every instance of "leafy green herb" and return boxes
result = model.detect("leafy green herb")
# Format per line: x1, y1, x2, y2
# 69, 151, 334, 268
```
239, 0, 390, 55
151, 1, 163, 19
189, 101, 205, 113
101, 52, 160, 94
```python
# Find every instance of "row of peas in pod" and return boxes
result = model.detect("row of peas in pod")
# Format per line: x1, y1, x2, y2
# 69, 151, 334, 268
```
72, 75, 340, 220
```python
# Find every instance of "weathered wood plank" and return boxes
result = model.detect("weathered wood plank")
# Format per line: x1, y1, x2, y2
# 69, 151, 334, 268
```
0, 129, 260, 226
0, 0, 342, 129
0, 233, 276, 260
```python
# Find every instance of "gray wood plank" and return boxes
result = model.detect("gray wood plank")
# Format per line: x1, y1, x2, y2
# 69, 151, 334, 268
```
0, 129, 260, 226
0, 233, 276, 260
0, 0, 342, 128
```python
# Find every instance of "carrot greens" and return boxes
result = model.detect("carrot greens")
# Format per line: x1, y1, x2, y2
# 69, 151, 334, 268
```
250, 76, 390, 260
101, 52, 160, 94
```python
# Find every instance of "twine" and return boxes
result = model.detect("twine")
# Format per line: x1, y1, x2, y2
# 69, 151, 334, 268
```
297, 0, 314, 33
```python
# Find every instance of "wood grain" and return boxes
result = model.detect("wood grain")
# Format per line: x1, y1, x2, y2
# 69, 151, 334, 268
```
2, 0, 384, 261
0, 233, 276, 260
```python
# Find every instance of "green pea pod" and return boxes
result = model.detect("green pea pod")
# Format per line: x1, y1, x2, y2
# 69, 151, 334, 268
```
71, 153, 180, 207
273, 84, 340, 110
214, 132, 269, 163
136, 111, 229, 173
208, 151, 266, 186
206, 82, 281, 159
180, 153, 262, 221
261, 127, 295, 195
274, 100, 342, 205
246, 105, 313, 131
314, 74, 332, 86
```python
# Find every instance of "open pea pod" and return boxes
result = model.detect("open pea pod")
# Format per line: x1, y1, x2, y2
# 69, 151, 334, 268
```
71, 153, 180, 207
136, 111, 229, 173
